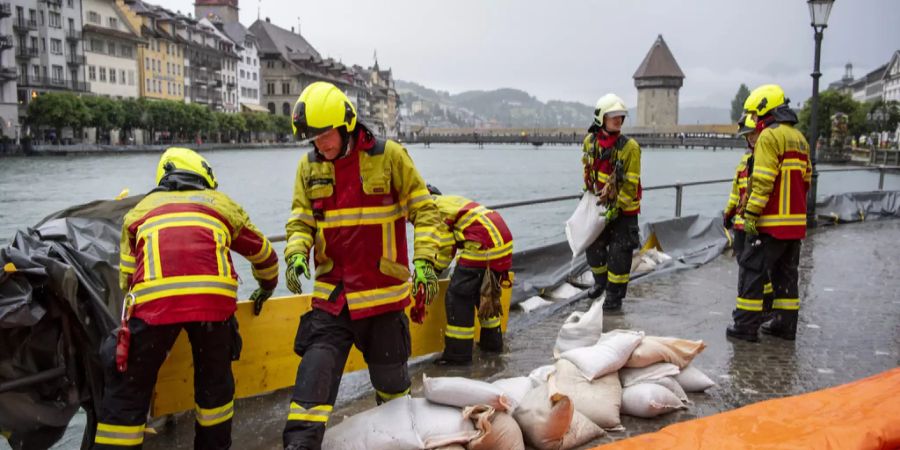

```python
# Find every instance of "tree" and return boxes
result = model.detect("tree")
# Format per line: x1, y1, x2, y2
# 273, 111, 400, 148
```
863, 100, 900, 133
730, 84, 751, 122
26, 92, 90, 143
120, 98, 146, 143
83, 96, 124, 144
242, 112, 272, 142
797, 90, 866, 139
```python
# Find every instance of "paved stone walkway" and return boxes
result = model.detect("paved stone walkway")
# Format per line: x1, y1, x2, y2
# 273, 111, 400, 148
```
128, 220, 900, 449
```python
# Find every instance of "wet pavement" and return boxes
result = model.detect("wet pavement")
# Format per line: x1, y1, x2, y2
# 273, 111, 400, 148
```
129, 220, 900, 449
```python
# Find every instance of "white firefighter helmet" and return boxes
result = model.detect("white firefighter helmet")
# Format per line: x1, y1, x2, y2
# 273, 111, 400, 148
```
593, 93, 628, 127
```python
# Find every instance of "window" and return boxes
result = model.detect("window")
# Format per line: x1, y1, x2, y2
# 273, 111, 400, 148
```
267, 102, 275, 114
50, 39, 61, 55
67, 0, 73, 7
281, 82, 289, 95
120, 45, 133, 58
108, 17, 118, 29
266, 82, 274, 95
52, 65, 63, 81
109, 68, 116, 83
91, 39, 103, 53
120, 69, 126, 85
128, 70, 134, 85
166, 62, 170, 74
282, 102, 290, 115
239, 69, 244, 78
266, 60, 273, 68
99, 67, 106, 82
87, 11, 100, 24
252, 72, 257, 81
32, 65, 40, 78
49, 12, 61, 28
107, 42, 116, 56
88, 65, 96, 81
146, 78, 150, 92
145, 57, 149, 70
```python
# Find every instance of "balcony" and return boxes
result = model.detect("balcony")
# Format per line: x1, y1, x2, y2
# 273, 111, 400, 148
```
18, 75, 90, 91
209, 78, 221, 87
65, 29, 81, 41
13, 17, 38, 33
15, 46, 38, 60
44, 0, 62, 7
0, 35, 13, 51
0, 67, 17, 82
0, 4, 11, 19
226, 81, 235, 89
66, 54, 84, 66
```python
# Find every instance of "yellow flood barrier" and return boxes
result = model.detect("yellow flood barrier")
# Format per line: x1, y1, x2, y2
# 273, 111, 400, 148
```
149, 275, 513, 417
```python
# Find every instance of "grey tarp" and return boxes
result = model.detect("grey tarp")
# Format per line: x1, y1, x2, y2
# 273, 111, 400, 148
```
815, 190, 900, 224
0, 196, 140, 450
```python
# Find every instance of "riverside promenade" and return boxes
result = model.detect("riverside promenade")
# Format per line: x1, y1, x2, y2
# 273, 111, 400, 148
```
127, 219, 900, 449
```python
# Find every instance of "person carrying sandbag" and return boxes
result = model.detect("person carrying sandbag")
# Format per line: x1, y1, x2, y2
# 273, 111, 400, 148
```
428, 185, 513, 365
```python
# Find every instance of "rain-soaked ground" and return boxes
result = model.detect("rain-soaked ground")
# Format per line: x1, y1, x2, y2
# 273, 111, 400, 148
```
51, 219, 900, 449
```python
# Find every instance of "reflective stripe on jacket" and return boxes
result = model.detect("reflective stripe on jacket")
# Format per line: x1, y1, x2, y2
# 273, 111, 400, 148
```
433, 195, 513, 272
284, 128, 441, 320
120, 190, 278, 325
582, 132, 642, 215
725, 151, 752, 230
743, 123, 811, 240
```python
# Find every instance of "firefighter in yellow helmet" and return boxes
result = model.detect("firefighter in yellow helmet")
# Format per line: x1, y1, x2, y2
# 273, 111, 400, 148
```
94, 147, 278, 449
282, 82, 441, 449
582, 93, 642, 312
727, 84, 811, 342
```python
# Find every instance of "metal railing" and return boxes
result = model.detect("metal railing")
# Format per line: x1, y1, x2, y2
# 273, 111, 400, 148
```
264, 165, 900, 243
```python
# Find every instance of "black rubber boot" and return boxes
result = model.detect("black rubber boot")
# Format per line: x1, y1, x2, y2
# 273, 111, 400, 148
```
587, 273, 606, 299
726, 325, 759, 342
477, 326, 503, 354
435, 336, 472, 366
760, 311, 798, 340
602, 296, 622, 312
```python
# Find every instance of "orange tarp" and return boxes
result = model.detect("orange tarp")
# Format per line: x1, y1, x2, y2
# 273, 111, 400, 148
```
595, 368, 900, 450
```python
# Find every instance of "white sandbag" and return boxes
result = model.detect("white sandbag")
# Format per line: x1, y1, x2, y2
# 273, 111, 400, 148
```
424, 375, 514, 411
546, 283, 582, 300
646, 249, 672, 264
565, 192, 607, 257
651, 376, 689, 403
560, 410, 605, 450
619, 362, 681, 387
625, 336, 707, 369
674, 364, 716, 392
519, 296, 554, 313
621, 383, 685, 418
528, 365, 556, 385
492, 377, 535, 406
433, 446, 465, 450
463, 405, 525, 450
554, 359, 622, 429
322, 396, 477, 450
559, 329, 643, 380
512, 382, 573, 450
553, 300, 604, 357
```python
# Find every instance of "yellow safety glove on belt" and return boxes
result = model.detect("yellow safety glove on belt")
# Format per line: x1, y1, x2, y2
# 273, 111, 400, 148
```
285, 254, 310, 294
413, 259, 439, 305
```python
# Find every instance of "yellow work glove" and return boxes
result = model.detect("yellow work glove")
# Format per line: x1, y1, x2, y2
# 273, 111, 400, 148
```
285, 254, 310, 294
604, 207, 619, 222
413, 259, 439, 305
743, 213, 759, 235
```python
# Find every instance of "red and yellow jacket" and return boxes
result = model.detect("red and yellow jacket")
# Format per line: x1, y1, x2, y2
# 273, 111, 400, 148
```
582, 131, 642, 215
725, 151, 752, 231
432, 195, 513, 272
284, 129, 441, 320
119, 190, 279, 325
744, 122, 811, 240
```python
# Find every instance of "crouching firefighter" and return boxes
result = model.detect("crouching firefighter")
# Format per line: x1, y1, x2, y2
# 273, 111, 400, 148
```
94, 147, 279, 449
427, 185, 514, 366
727, 84, 810, 343
582, 93, 642, 312
282, 82, 441, 450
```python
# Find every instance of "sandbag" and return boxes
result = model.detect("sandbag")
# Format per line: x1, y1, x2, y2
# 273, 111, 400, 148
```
559, 329, 643, 380
463, 405, 525, 450
652, 376, 689, 403
322, 396, 477, 450
554, 359, 622, 429
553, 299, 604, 357
492, 377, 534, 407
424, 375, 514, 411
619, 362, 681, 387
512, 382, 573, 450
621, 383, 685, 418
528, 365, 556, 385
625, 336, 707, 369
674, 364, 716, 392
566, 192, 607, 257
560, 409, 605, 450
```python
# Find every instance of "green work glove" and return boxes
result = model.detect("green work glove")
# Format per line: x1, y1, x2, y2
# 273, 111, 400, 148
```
250, 287, 274, 316
604, 207, 619, 222
413, 259, 439, 305
743, 214, 759, 235
285, 254, 310, 294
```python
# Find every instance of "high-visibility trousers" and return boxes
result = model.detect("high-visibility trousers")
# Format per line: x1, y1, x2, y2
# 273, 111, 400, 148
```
442, 266, 504, 363
732, 233, 802, 332
586, 214, 640, 303
93, 317, 240, 449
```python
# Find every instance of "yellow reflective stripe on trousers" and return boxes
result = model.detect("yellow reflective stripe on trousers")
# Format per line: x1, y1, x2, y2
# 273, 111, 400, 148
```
764, 282, 773, 295
736, 297, 764, 311
287, 403, 332, 423
346, 283, 410, 310
94, 423, 145, 446
480, 316, 501, 329
772, 298, 800, 310
608, 271, 630, 284
376, 388, 410, 402
195, 400, 234, 427
591, 264, 608, 274
445, 324, 475, 340
131, 275, 238, 304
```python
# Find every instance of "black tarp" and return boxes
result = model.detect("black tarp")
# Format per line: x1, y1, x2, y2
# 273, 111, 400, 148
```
816, 191, 900, 224
0, 197, 139, 450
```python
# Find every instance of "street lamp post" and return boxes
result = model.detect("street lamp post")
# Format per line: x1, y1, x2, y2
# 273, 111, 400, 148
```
806, 0, 835, 228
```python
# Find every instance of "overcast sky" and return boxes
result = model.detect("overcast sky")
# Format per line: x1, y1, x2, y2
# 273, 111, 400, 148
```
156, 0, 899, 109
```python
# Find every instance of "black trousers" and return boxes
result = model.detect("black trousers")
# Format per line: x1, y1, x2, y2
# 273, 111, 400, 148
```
442, 266, 504, 362
283, 306, 411, 450
586, 214, 640, 303
733, 233, 802, 332
732, 229, 775, 303
94, 317, 240, 449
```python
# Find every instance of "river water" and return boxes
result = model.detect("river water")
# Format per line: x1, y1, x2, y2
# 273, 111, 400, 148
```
1, 143, 897, 298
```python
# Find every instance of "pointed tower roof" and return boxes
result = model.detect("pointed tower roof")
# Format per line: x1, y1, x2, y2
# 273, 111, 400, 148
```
633, 35, 685, 79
